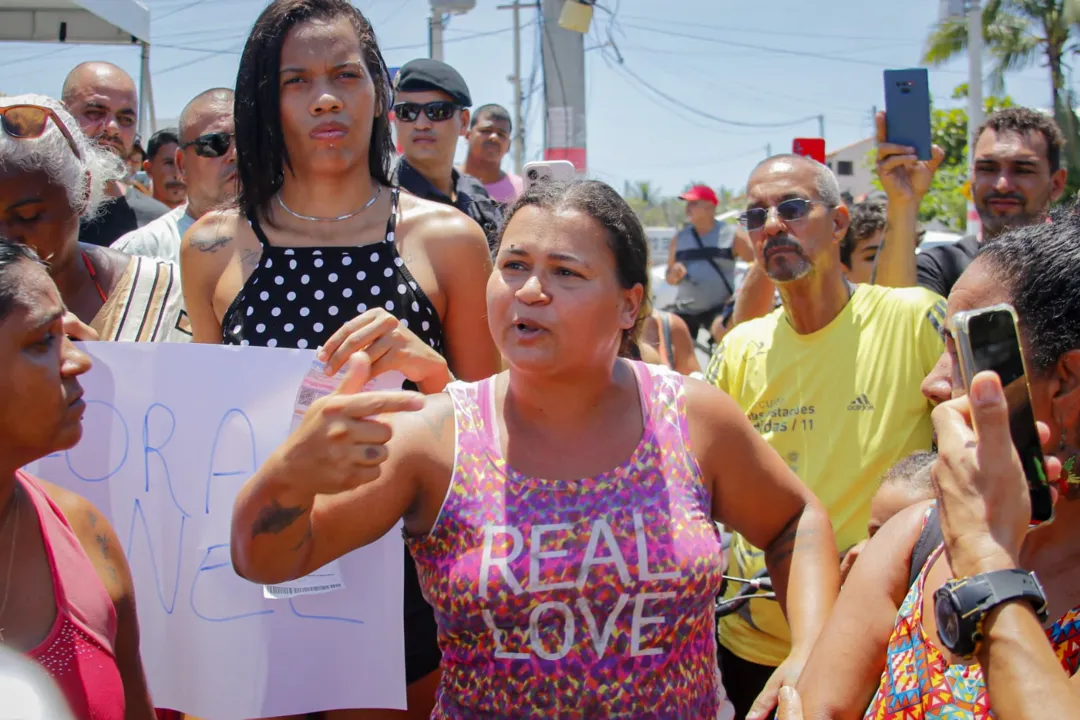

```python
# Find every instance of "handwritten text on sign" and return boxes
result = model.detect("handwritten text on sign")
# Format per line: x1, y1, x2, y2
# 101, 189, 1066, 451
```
29, 343, 406, 719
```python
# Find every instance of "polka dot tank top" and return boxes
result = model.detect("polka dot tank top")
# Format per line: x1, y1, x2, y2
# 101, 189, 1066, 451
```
221, 187, 444, 355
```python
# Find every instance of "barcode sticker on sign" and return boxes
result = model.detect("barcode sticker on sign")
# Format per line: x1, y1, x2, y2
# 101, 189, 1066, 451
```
263, 560, 345, 599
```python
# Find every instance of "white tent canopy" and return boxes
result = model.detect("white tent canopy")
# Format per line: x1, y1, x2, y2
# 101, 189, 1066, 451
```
0, 0, 155, 138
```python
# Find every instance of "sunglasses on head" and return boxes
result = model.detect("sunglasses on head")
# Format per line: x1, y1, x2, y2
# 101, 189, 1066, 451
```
739, 198, 830, 231
180, 131, 234, 158
0, 105, 82, 160
392, 101, 459, 123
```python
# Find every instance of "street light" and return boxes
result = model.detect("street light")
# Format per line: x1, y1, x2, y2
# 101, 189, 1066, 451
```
429, 0, 476, 61
558, 0, 595, 33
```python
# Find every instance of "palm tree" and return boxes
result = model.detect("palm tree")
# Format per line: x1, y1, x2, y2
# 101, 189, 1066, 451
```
925, 1, 1080, 194
925, 1, 1076, 109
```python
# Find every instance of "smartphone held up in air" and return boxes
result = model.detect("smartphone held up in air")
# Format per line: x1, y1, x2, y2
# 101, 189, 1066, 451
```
883, 68, 933, 161
952, 304, 1055, 524
523, 160, 577, 191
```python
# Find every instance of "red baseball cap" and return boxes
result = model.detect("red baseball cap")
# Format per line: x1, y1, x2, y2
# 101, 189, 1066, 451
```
679, 185, 719, 205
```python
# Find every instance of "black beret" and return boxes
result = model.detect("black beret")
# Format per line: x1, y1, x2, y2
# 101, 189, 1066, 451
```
395, 58, 472, 108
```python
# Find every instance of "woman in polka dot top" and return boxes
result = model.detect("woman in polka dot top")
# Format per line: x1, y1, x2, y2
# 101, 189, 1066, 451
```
180, 1, 501, 718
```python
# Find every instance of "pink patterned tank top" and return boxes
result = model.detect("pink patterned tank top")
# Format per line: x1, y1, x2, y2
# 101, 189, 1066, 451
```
406, 361, 726, 718
865, 538, 1080, 719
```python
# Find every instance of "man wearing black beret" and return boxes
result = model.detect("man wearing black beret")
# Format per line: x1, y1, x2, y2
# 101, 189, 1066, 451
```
391, 58, 503, 251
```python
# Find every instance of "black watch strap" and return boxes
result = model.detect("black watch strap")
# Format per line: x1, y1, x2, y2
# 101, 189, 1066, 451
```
938, 568, 1049, 658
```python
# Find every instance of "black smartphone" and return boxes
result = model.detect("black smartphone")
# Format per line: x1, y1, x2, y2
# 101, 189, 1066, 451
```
952, 304, 1054, 523
883, 68, 933, 161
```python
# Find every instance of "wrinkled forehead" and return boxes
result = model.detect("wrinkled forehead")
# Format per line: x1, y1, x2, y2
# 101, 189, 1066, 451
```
747, 160, 817, 207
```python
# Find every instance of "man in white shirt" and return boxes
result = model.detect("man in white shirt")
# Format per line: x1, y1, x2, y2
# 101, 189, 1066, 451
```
113, 88, 236, 265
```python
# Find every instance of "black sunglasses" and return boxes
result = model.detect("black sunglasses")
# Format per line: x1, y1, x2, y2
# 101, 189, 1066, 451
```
739, 198, 830, 231
392, 101, 459, 123
180, 131, 233, 158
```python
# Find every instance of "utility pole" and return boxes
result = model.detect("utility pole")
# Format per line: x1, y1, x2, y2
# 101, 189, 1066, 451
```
818, 114, 825, 141
966, 0, 983, 235
429, 9, 445, 61
766, 143, 772, 157
498, 2, 538, 175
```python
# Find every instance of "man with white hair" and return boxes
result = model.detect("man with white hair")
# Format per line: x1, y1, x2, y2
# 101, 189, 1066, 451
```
703, 155, 946, 720
61, 61, 169, 247
113, 88, 237, 265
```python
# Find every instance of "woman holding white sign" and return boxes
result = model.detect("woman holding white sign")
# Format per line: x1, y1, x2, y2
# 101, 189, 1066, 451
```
181, 1, 500, 717
0, 238, 156, 719
232, 179, 842, 719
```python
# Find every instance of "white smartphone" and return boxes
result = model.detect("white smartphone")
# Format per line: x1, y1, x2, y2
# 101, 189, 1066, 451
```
523, 160, 577, 191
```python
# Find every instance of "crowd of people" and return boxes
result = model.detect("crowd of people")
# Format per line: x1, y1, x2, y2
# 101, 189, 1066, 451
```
2, 0, 1080, 718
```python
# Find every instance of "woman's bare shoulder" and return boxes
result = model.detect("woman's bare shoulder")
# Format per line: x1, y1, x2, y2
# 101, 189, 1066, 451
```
183, 208, 247, 252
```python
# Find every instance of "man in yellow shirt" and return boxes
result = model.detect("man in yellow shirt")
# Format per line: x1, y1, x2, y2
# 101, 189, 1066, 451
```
706, 154, 944, 720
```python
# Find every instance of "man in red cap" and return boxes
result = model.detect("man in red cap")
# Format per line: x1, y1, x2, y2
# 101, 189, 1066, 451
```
664, 184, 750, 342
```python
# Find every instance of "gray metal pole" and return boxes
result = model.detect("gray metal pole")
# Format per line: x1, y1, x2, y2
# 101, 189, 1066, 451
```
512, 3, 525, 174
429, 10, 445, 61
818, 114, 825, 140
967, 0, 983, 234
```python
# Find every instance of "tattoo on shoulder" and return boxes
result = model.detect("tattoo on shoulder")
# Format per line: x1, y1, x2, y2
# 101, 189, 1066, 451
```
251, 499, 308, 538
240, 248, 262, 268
89, 510, 121, 584
421, 402, 453, 440
191, 233, 232, 253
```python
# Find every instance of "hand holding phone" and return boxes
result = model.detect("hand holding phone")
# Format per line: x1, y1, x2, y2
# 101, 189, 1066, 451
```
877, 69, 944, 204
523, 160, 576, 191
952, 304, 1055, 523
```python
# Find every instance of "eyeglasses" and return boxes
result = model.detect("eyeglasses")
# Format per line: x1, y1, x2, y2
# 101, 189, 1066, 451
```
739, 198, 830, 231
392, 101, 459, 123
180, 131, 234, 158
0, 105, 82, 160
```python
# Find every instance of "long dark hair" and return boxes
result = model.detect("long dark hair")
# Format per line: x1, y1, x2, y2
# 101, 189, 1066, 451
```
234, 0, 395, 220
496, 180, 652, 354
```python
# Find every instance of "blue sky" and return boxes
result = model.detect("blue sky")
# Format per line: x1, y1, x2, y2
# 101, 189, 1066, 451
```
0, 0, 1060, 195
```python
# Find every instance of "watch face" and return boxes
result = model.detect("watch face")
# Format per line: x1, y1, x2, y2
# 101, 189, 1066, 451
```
935, 591, 960, 647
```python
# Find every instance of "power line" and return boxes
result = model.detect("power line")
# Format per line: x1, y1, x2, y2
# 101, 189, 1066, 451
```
615, 60, 821, 129
155, 0, 213, 22
619, 13, 922, 43
376, 0, 416, 27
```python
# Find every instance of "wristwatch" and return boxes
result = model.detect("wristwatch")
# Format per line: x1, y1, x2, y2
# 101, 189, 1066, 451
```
934, 568, 1049, 659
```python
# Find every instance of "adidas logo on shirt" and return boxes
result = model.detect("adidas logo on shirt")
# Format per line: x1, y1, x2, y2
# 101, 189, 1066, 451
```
848, 394, 874, 412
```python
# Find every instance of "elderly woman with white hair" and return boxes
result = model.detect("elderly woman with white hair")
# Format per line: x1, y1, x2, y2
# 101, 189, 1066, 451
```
0, 94, 188, 342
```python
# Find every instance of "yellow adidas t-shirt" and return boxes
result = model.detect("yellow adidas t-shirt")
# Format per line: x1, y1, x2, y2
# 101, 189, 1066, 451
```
707, 283, 945, 667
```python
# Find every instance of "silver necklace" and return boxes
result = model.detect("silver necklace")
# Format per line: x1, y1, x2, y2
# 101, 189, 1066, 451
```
276, 184, 382, 222
0, 491, 21, 643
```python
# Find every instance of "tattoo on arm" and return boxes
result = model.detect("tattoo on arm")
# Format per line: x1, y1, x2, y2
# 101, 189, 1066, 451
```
289, 524, 314, 552
89, 510, 121, 584
251, 499, 308, 538
191, 234, 232, 253
765, 511, 818, 568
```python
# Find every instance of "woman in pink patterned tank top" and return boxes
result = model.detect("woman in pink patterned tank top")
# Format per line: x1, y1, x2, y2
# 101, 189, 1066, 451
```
0, 240, 155, 719
234, 180, 841, 718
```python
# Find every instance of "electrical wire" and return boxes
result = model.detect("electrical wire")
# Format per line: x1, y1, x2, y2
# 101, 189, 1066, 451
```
154, 0, 212, 23
615, 61, 822, 129
619, 13, 921, 43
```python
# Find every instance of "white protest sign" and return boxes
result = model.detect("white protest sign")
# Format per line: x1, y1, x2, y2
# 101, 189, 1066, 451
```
29, 342, 406, 719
